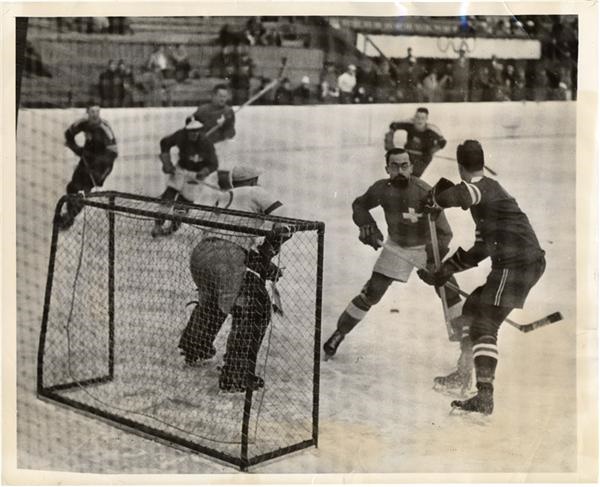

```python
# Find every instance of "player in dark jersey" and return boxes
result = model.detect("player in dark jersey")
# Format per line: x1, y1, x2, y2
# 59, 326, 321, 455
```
55, 105, 118, 230
384, 107, 447, 177
323, 148, 463, 360
419, 140, 546, 415
152, 119, 219, 237
186, 84, 236, 145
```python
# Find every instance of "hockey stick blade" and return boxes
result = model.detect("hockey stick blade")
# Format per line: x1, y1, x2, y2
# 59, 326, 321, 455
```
518, 311, 563, 333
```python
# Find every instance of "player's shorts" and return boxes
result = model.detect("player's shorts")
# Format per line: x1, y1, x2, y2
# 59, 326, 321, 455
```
373, 240, 427, 282
166, 164, 217, 202
189, 237, 248, 314
472, 256, 546, 309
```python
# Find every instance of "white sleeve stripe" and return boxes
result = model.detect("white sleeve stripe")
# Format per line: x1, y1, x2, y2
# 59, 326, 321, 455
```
464, 182, 482, 205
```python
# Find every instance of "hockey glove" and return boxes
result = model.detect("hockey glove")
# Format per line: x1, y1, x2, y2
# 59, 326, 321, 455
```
384, 130, 395, 151
72, 145, 84, 157
196, 167, 211, 181
417, 267, 453, 288
423, 177, 455, 213
358, 224, 384, 250
160, 153, 176, 174
246, 250, 283, 282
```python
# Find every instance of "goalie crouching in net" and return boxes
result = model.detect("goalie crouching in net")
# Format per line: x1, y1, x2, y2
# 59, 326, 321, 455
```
152, 119, 219, 237
178, 166, 291, 393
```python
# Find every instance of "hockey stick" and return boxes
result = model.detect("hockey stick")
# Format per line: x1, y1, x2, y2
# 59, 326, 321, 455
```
204, 57, 288, 139
434, 153, 498, 176
377, 240, 563, 333
427, 215, 453, 339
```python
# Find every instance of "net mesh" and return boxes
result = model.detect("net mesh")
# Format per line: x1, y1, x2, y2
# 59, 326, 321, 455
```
39, 192, 322, 465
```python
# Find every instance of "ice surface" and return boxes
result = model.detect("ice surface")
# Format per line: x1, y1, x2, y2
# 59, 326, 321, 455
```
15, 103, 576, 474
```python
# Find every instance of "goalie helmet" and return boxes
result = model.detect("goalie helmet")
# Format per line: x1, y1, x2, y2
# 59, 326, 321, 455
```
456, 140, 484, 171
231, 166, 261, 187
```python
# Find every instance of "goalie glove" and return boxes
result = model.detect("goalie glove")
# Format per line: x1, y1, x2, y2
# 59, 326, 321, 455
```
358, 224, 384, 250
160, 153, 175, 174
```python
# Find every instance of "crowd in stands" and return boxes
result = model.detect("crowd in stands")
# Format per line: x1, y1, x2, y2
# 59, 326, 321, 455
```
23, 15, 577, 108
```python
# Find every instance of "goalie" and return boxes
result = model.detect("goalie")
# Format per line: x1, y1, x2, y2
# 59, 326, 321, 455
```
178, 166, 291, 393
152, 119, 219, 237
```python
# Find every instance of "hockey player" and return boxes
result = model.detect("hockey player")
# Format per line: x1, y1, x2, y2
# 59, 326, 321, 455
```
55, 105, 118, 230
178, 166, 290, 392
152, 119, 219, 237
384, 107, 446, 177
418, 140, 546, 415
186, 84, 236, 145
323, 148, 463, 360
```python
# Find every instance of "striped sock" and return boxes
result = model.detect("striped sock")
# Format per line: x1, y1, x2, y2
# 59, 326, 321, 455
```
472, 335, 498, 384
337, 293, 371, 334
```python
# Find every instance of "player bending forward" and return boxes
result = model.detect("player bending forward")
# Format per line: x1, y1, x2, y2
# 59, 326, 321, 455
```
384, 107, 446, 177
178, 166, 290, 392
152, 119, 219, 237
323, 148, 463, 359
419, 140, 546, 415
56, 105, 118, 230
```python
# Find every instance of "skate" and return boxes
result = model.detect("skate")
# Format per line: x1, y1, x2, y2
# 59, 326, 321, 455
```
433, 369, 473, 396
179, 344, 216, 366
323, 329, 346, 360
451, 382, 494, 415
219, 372, 265, 393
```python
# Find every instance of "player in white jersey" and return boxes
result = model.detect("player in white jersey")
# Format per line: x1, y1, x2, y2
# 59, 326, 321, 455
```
179, 166, 290, 393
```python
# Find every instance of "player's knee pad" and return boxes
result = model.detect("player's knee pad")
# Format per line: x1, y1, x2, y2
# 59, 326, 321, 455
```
361, 272, 392, 306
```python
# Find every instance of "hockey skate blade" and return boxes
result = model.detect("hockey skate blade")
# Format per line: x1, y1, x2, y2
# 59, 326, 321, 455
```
433, 382, 472, 398
449, 407, 492, 425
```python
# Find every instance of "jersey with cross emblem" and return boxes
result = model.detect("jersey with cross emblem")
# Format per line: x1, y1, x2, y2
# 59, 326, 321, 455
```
351, 175, 453, 251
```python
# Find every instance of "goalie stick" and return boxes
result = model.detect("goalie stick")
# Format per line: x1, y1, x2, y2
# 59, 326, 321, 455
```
433, 153, 498, 176
377, 239, 563, 333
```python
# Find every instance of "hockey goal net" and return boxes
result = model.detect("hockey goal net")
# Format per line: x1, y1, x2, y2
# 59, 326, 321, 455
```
37, 191, 324, 471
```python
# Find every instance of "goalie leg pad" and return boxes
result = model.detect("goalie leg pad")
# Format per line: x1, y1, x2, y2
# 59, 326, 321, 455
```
220, 272, 272, 391
179, 299, 227, 364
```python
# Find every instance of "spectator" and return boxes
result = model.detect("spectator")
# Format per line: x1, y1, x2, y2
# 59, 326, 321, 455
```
98, 59, 124, 107
147, 44, 171, 78
274, 78, 294, 105
422, 67, 441, 102
246, 17, 266, 46
471, 65, 492, 102
503, 64, 516, 100
89, 17, 109, 34
170, 44, 191, 82
373, 60, 395, 102
401, 56, 423, 102
265, 28, 282, 47
489, 55, 505, 101
438, 63, 454, 101
451, 48, 470, 101
533, 64, 549, 101
319, 62, 339, 103
337, 64, 357, 104
512, 66, 527, 101
294, 75, 313, 104
219, 24, 239, 47
230, 53, 255, 105
118, 60, 136, 107
108, 17, 132, 35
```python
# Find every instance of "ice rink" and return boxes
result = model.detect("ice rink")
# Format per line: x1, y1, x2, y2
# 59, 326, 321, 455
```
15, 101, 577, 474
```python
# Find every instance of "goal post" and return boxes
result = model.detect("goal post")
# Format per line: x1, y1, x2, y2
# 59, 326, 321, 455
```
37, 191, 324, 471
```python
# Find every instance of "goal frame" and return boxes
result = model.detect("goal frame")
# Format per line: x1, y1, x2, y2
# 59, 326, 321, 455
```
36, 190, 325, 471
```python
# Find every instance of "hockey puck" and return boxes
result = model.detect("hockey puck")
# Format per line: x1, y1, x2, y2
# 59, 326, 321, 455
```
390, 308, 400, 313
